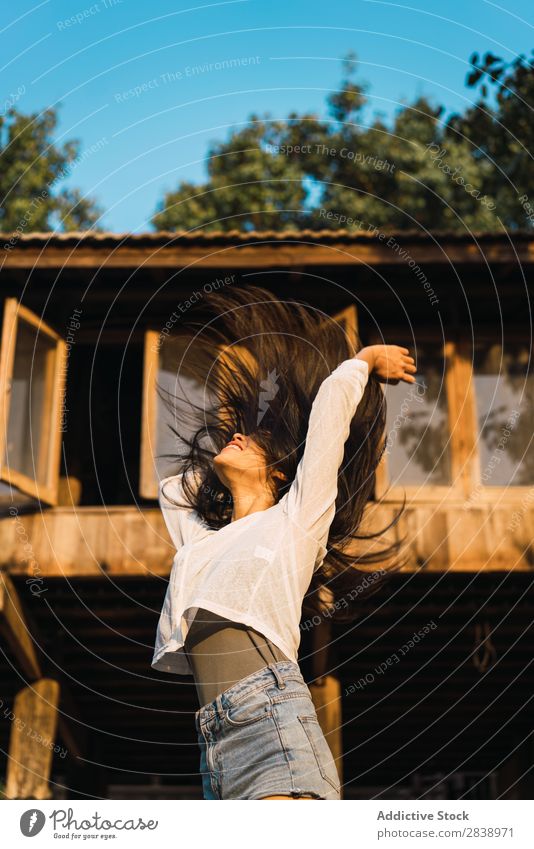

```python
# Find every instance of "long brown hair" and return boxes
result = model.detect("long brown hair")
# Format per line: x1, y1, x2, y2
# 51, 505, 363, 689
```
160, 284, 405, 621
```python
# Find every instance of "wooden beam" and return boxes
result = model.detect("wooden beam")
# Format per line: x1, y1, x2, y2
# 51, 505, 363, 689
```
0, 571, 41, 679
5, 678, 60, 799
0, 571, 87, 762
2, 501, 532, 577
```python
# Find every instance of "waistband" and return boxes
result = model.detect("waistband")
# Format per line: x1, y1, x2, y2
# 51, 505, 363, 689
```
195, 660, 304, 727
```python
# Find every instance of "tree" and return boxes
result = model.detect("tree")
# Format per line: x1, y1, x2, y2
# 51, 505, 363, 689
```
153, 118, 308, 232
446, 49, 534, 229
0, 108, 102, 232
153, 50, 533, 233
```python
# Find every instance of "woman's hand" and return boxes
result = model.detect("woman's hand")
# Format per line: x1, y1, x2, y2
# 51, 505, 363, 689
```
355, 345, 417, 384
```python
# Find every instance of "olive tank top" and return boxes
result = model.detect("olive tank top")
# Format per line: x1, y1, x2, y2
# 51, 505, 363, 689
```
184, 607, 290, 707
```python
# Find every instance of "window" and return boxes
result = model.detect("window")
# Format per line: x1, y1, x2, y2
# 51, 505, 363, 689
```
139, 304, 359, 499
0, 299, 67, 505
140, 329, 215, 499
373, 335, 533, 503
469, 341, 533, 494
373, 338, 466, 502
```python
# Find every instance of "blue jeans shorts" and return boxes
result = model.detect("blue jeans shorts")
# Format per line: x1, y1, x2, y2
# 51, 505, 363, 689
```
194, 660, 341, 800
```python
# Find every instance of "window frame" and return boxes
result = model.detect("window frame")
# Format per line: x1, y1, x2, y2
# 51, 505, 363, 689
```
459, 336, 534, 505
370, 331, 469, 504
139, 304, 359, 500
139, 329, 160, 500
330, 304, 359, 352
0, 298, 67, 505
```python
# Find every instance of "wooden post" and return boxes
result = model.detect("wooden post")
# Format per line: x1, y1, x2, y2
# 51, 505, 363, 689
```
309, 674, 344, 791
0, 571, 87, 785
309, 618, 344, 794
0, 571, 41, 680
5, 679, 60, 799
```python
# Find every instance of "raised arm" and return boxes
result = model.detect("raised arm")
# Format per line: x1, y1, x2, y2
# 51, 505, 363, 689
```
283, 345, 416, 542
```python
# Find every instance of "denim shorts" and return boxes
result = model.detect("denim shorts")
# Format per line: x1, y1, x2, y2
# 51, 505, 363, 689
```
194, 660, 341, 799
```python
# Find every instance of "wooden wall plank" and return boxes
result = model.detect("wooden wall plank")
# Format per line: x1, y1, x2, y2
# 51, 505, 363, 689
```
1, 503, 532, 578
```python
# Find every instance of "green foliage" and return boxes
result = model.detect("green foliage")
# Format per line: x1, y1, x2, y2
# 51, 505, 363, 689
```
4, 51, 530, 235
446, 49, 534, 229
153, 119, 307, 232
0, 108, 102, 232
154, 51, 534, 233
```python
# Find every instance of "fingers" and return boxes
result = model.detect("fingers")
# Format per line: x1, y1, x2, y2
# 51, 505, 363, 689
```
376, 346, 417, 384
400, 351, 417, 384
401, 351, 416, 376
400, 348, 417, 383
401, 355, 416, 382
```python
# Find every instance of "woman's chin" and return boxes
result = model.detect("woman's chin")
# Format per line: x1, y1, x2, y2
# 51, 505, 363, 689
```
213, 452, 236, 469
212, 453, 241, 487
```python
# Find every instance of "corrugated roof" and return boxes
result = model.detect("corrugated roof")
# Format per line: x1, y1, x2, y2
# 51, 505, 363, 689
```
1, 228, 533, 245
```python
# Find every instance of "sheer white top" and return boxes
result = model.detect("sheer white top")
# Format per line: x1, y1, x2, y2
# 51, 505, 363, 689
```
151, 356, 369, 674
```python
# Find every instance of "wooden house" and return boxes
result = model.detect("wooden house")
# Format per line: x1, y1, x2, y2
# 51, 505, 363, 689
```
0, 229, 533, 799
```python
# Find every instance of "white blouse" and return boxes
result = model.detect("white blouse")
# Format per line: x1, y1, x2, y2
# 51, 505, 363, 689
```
151, 356, 370, 675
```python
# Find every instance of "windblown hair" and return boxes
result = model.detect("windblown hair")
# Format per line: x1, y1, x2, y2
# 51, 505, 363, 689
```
160, 285, 406, 621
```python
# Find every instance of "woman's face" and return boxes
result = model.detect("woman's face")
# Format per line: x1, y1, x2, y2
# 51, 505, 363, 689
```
213, 432, 284, 490
213, 432, 266, 475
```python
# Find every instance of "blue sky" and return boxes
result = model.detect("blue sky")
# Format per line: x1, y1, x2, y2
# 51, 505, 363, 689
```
3, 0, 533, 231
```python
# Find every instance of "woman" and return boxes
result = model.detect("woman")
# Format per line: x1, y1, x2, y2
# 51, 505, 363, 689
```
151, 286, 416, 800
